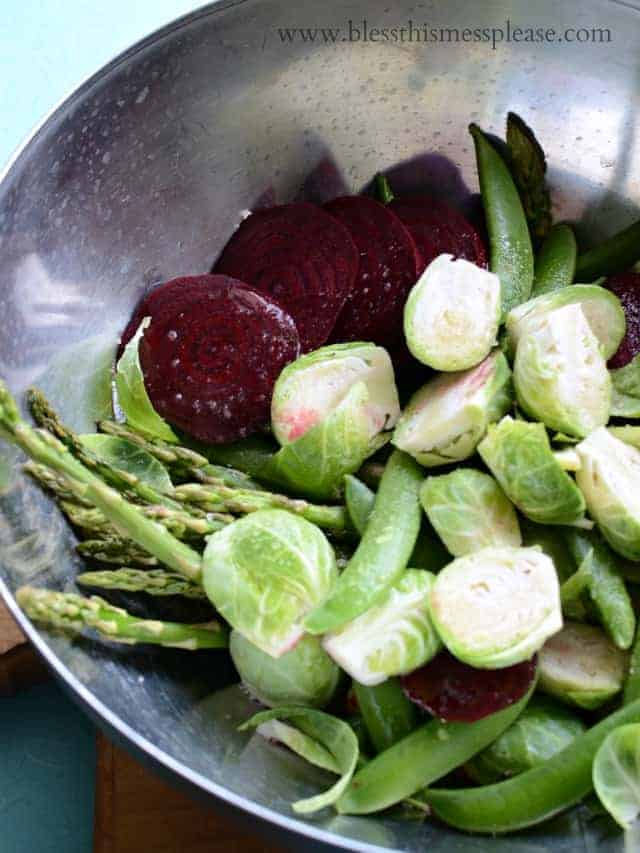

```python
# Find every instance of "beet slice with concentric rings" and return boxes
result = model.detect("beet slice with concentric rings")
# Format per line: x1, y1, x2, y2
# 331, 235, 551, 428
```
606, 272, 640, 368
213, 202, 359, 351
400, 650, 537, 723
127, 274, 300, 444
389, 195, 487, 274
324, 195, 422, 346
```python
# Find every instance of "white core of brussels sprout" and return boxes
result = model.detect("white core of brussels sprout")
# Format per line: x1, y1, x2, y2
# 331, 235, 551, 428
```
429, 546, 562, 668
322, 570, 440, 686
392, 351, 504, 467
271, 343, 400, 446
403, 253, 501, 371
514, 303, 611, 438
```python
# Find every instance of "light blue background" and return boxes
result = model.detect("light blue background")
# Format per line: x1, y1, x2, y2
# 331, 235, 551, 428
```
0, 3, 204, 850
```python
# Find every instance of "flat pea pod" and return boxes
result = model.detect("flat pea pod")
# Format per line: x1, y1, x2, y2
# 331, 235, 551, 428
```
344, 474, 376, 536
305, 450, 423, 635
470, 123, 534, 316
423, 696, 640, 833
336, 681, 535, 814
374, 173, 395, 204
531, 223, 577, 296
575, 218, 640, 281
624, 625, 640, 704
353, 679, 418, 754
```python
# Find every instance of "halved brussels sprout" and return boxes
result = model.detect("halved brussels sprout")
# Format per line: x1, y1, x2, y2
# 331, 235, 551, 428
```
609, 425, 640, 449
229, 631, 340, 708
478, 417, 586, 525
391, 351, 511, 468
538, 621, 627, 709
575, 428, 640, 560
403, 254, 501, 371
593, 724, 640, 830
322, 570, 441, 686
610, 354, 640, 418
506, 284, 626, 360
271, 343, 400, 446
513, 303, 611, 438
428, 546, 562, 669
202, 509, 338, 657
420, 469, 521, 557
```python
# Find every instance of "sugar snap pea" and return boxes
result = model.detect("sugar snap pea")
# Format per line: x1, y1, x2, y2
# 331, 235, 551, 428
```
575, 218, 640, 281
531, 223, 577, 296
624, 625, 640, 705
423, 696, 640, 833
374, 173, 395, 204
344, 474, 376, 536
304, 450, 423, 635
353, 679, 418, 754
470, 123, 534, 315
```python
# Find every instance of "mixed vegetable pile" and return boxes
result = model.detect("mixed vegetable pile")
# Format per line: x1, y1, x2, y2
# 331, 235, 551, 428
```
6, 112, 640, 838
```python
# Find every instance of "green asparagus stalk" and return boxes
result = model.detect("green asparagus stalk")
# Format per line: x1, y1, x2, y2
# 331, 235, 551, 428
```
76, 537, 160, 567
17, 586, 225, 649
77, 568, 207, 599
0, 381, 202, 580
24, 461, 94, 507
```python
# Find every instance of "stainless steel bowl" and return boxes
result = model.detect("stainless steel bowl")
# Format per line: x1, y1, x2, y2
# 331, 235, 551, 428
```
1, 1, 638, 849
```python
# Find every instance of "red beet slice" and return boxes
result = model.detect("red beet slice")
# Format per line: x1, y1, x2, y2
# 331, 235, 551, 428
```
213, 202, 359, 351
324, 196, 422, 346
128, 274, 300, 443
389, 195, 487, 274
606, 272, 640, 368
400, 651, 536, 723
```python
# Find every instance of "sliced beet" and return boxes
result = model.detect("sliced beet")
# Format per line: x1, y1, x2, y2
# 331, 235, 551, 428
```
400, 650, 536, 723
130, 274, 300, 443
606, 272, 640, 368
324, 195, 422, 346
389, 195, 487, 274
213, 202, 359, 351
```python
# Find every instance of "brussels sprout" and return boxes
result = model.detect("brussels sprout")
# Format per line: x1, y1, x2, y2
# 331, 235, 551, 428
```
520, 520, 576, 582
322, 570, 441, 686
610, 354, 640, 418
428, 546, 562, 668
403, 254, 501, 371
466, 696, 586, 783
575, 428, 640, 560
513, 303, 611, 438
506, 284, 626, 360
538, 621, 627, 709
202, 509, 338, 657
478, 417, 586, 525
271, 343, 400, 446
609, 425, 640, 449
391, 351, 512, 468
593, 724, 640, 830
420, 469, 521, 557
229, 631, 340, 708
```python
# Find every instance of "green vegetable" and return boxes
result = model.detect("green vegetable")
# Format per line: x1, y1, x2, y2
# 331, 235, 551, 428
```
374, 173, 395, 204
255, 718, 341, 774
352, 679, 418, 754
575, 428, 640, 560
514, 304, 611, 438
23, 461, 93, 506
77, 568, 207, 599
76, 537, 159, 567
478, 417, 586, 525
610, 389, 640, 419
336, 680, 535, 814
114, 318, 178, 443
420, 468, 521, 557
78, 433, 173, 494
229, 631, 339, 708
199, 434, 284, 487
520, 520, 576, 582
423, 696, 640, 833
322, 570, 441, 685
593, 724, 640, 837
344, 475, 375, 536
203, 509, 337, 657
575, 218, 640, 281
505, 111, 552, 244
239, 707, 359, 814
409, 522, 451, 573
466, 696, 586, 783
429, 546, 561, 668
611, 353, 640, 400
403, 254, 501, 371
531, 223, 577, 296
538, 621, 627, 709
16, 586, 226, 649
609, 425, 640, 450
304, 450, 422, 635
624, 626, 640, 705
392, 351, 511, 468
470, 123, 534, 315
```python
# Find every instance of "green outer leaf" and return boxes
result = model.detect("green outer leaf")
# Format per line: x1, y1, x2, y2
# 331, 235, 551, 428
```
531, 223, 577, 296
478, 417, 586, 525
79, 434, 173, 493
625, 626, 640, 705
610, 426, 640, 450
353, 679, 418, 754
114, 318, 178, 443
374, 173, 395, 204
344, 474, 375, 536
256, 719, 341, 774
506, 112, 552, 244
611, 354, 640, 398
593, 724, 640, 829
239, 707, 359, 814
576, 219, 640, 281
610, 388, 640, 419
423, 697, 640, 834
336, 679, 536, 814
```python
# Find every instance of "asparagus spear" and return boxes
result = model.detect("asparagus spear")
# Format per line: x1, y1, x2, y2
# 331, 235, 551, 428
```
24, 461, 94, 507
0, 381, 202, 580
77, 568, 207, 599
77, 538, 160, 567
17, 586, 225, 649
